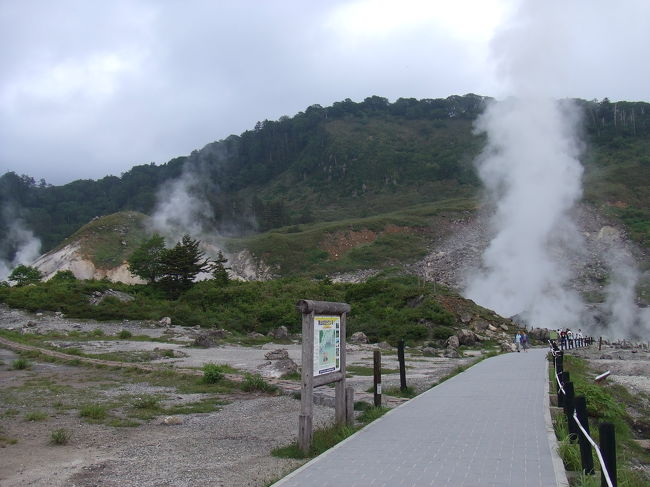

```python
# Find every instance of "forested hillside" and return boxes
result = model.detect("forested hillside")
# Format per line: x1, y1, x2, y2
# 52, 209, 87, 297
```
1, 94, 649, 262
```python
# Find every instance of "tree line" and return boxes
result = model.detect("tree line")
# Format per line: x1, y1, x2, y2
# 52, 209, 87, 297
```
2, 95, 649, 260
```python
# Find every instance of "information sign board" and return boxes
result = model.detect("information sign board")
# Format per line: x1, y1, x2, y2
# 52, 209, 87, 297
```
313, 315, 341, 376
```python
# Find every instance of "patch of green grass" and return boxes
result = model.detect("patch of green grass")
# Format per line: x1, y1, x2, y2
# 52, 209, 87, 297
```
553, 418, 581, 471
11, 357, 32, 370
132, 395, 160, 410
281, 371, 301, 381
125, 368, 238, 395
49, 428, 70, 445
24, 410, 48, 422
241, 373, 280, 394
272, 423, 358, 459
164, 397, 227, 415
202, 363, 226, 384
2, 409, 19, 417
118, 329, 132, 339
357, 406, 390, 424
383, 385, 417, 398
79, 403, 108, 421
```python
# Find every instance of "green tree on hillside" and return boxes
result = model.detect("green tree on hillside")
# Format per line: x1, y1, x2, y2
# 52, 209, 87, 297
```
158, 234, 211, 298
210, 250, 230, 286
8, 265, 43, 286
128, 233, 166, 283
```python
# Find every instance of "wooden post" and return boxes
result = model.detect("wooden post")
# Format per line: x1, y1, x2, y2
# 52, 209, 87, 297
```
334, 311, 348, 426
373, 350, 382, 407
558, 371, 569, 408
398, 339, 407, 392
599, 336, 602, 351
345, 386, 354, 426
564, 381, 578, 443
299, 310, 314, 454
599, 422, 617, 487
575, 396, 594, 475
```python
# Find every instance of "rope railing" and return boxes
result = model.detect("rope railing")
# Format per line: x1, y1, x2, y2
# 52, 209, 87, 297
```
548, 340, 616, 487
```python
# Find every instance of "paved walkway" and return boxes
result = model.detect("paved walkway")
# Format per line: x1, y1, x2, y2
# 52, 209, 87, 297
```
273, 348, 567, 487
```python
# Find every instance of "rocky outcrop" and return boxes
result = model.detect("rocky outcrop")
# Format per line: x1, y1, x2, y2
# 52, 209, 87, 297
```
350, 332, 369, 344
229, 249, 274, 281
32, 242, 146, 284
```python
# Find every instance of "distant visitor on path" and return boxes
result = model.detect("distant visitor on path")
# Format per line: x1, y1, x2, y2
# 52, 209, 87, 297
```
514, 332, 522, 352
521, 332, 529, 352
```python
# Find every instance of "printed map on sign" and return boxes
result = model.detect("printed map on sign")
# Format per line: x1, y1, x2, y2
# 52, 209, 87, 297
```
313, 315, 340, 376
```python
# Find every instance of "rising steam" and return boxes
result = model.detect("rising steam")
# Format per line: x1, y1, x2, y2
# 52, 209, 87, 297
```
150, 169, 215, 242
464, 0, 586, 328
600, 232, 649, 339
464, 97, 585, 328
0, 209, 42, 281
465, 0, 648, 338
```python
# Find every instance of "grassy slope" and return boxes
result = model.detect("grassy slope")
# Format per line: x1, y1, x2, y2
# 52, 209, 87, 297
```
226, 198, 477, 277
55, 211, 150, 269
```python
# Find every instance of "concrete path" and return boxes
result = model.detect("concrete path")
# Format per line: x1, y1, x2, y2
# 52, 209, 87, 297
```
273, 348, 567, 487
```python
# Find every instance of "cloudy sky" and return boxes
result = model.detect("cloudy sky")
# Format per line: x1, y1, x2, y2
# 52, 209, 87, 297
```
1, 0, 649, 185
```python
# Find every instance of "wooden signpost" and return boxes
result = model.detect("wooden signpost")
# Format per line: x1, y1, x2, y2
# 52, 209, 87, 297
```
296, 299, 352, 453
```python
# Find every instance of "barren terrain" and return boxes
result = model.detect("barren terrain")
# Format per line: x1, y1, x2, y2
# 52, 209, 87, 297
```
0, 306, 478, 486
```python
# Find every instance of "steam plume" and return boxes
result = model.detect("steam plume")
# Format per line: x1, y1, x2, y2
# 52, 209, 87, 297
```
464, 97, 585, 328
600, 233, 649, 339
150, 169, 215, 242
0, 210, 42, 280
464, 0, 586, 328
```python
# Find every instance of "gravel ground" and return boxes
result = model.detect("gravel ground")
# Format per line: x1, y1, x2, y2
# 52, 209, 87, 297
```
571, 345, 650, 395
0, 304, 478, 486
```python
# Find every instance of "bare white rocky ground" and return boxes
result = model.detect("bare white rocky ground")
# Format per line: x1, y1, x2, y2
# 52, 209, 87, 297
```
0, 305, 479, 486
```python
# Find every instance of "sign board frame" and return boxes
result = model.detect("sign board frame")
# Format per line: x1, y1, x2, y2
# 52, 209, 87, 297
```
296, 299, 352, 453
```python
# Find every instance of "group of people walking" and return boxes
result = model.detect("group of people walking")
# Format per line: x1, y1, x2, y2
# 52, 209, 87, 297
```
513, 331, 529, 352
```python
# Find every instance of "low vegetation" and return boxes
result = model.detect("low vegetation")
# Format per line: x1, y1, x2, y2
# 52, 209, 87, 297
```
0, 273, 485, 345
272, 406, 390, 460
49, 428, 71, 445
11, 357, 32, 370
551, 355, 650, 487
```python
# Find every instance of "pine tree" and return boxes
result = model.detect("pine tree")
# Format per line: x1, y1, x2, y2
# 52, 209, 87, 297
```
158, 234, 211, 298
210, 250, 230, 286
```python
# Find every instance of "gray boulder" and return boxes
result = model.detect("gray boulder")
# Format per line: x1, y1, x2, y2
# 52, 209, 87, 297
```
258, 358, 298, 378
446, 335, 460, 349
421, 346, 437, 356
264, 349, 290, 360
456, 329, 477, 346
444, 347, 460, 358
267, 326, 289, 340
350, 331, 369, 344
472, 319, 490, 331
